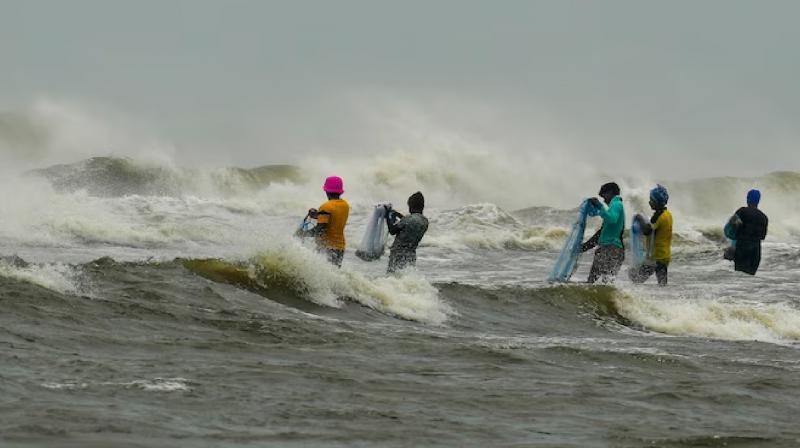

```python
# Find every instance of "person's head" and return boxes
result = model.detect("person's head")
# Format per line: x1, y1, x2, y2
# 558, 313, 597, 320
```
408, 191, 425, 213
323, 176, 344, 199
649, 184, 669, 210
598, 182, 620, 204
747, 189, 761, 207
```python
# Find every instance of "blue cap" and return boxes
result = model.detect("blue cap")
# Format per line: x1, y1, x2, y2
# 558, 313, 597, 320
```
649, 184, 669, 207
747, 189, 761, 205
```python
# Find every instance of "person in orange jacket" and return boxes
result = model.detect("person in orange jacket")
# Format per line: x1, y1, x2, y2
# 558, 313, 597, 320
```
296, 176, 350, 267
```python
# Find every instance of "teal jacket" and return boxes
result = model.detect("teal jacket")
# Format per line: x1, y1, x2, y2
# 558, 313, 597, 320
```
598, 196, 625, 249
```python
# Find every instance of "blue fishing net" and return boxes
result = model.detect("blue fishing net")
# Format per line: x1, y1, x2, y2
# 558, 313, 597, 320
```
629, 216, 647, 268
297, 216, 315, 234
724, 218, 738, 247
356, 204, 390, 261
548, 199, 600, 283
723, 215, 740, 260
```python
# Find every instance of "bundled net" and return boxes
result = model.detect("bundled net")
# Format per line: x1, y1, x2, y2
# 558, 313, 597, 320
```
548, 199, 600, 283
355, 204, 390, 261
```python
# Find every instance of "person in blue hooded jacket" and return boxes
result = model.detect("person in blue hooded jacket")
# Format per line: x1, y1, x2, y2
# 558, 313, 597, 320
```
728, 189, 768, 275
581, 182, 625, 283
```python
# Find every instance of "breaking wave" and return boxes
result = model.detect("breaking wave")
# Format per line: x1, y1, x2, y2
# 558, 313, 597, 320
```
183, 241, 452, 325
426, 203, 567, 251
28, 156, 301, 198
613, 292, 800, 344
0, 257, 83, 294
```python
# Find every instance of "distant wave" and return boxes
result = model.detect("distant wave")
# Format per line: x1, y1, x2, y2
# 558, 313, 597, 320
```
11, 156, 800, 253
28, 157, 302, 197
426, 203, 568, 251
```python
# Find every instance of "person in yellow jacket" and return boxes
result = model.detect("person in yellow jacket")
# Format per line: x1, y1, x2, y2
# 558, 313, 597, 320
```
630, 185, 673, 286
296, 176, 350, 267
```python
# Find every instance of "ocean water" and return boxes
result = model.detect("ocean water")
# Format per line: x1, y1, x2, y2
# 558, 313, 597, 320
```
2, 156, 800, 447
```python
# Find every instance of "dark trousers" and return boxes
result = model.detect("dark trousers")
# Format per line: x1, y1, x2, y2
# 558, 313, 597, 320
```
324, 249, 344, 268
629, 262, 669, 286
387, 249, 416, 274
588, 245, 624, 284
734, 240, 761, 275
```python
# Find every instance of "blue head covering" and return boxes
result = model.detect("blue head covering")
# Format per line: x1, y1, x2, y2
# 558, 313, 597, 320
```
649, 184, 669, 207
747, 189, 761, 205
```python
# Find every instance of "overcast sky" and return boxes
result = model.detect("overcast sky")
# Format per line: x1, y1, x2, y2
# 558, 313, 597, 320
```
1, 0, 798, 177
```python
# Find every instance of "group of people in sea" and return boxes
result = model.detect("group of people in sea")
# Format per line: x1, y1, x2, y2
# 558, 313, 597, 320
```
295, 175, 429, 273
580, 182, 768, 285
295, 176, 769, 283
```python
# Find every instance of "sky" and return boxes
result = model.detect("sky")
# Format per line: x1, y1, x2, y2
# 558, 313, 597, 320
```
1, 0, 799, 178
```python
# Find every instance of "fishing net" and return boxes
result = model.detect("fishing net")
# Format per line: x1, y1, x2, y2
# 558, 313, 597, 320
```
548, 199, 600, 282
355, 204, 390, 261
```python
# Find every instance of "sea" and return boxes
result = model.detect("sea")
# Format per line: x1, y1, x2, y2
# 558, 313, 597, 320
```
1, 155, 799, 447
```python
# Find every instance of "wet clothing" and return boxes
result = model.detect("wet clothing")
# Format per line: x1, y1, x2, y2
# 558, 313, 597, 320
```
325, 249, 345, 268
597, 196, 625, 249
734, 240, 761, 275
647, 208, 673, 264
629, 262, 668, 286
316, 199, 350, 251
733, 206, 768, 275
588, 245, 624, 284
628, 208, 672, 286
734, 207, 768, 243
386, 211, 428, 273
582, 196, 625, 283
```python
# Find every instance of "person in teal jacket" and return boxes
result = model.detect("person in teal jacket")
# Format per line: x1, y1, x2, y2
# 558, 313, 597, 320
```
581, 182, 625, 283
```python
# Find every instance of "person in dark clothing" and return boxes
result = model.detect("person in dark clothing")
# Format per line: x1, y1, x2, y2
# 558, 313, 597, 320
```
581, 182, 626, 284
730, 189, 768, 275
385, 192, 429, 274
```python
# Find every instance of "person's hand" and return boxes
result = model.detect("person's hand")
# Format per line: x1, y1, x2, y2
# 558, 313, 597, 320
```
634, 214, 646, 225
588, 197, 601, 208
307, 208, 318, 218
580, 242, 591, 253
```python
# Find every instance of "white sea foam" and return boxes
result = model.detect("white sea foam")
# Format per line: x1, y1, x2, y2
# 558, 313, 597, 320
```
423, 203, 567, 251
126, 378, 192, 392
613, 291, 800, 344
41, 377, 192, 392
3, 144, 799, 259
247, 240, 451, 324
0, 259, 82, 294
41, 382, 88, 390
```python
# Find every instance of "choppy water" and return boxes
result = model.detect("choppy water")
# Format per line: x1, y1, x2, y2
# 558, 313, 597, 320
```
2, 158, 800, 447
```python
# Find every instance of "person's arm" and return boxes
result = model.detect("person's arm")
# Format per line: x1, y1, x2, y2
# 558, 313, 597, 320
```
762, 215, 768, 240
386, 210, 405, 235
732, 209, 745, 240
598, 200, 622, 227
635, 214, 653, 235
581, 227, 601, 252
296, 209, 329, 238
297, 223, 328, 238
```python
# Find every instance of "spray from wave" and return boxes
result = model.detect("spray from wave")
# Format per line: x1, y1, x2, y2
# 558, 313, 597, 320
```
0, 257, 83, 295
184, 240, 451, 325
3, 98, 799, 261
426, 204, 567, 251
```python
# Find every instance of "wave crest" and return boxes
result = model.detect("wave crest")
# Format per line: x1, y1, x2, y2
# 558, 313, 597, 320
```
184, 242, 451, 324
29, 157, 301, 198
